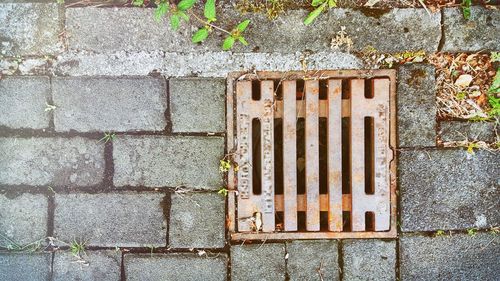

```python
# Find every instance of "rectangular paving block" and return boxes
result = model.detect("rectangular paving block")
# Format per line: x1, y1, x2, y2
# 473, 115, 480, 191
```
169, 78, 226, 133
0, 194, 47, 247
397, 64, 437, 147
0, 3, 61, 56
342, 239, 396, 281
439, 120, 496, 143
124, 253, 227, 281
54, 192, 167, 247
53, 250, 121, 281
52, 77, 167, 132
65, 7, 440, 53
0, 76, 50, 130
113, 136, 224, 189
400, 233, 499, 280
286, 240, 339, 281
0, 253, 52, 281
0, 137, 104, 186
442, 7, 499, 52
231, 243, 286, 281
169, 192, 225, 249
399, 149, 499, 232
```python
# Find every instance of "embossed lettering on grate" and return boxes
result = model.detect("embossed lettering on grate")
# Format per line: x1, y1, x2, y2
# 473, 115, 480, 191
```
226, 70, 397, 240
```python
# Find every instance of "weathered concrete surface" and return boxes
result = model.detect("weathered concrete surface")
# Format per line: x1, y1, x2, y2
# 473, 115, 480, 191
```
439, 121, 496, 143
52, 77, 167, 132
442, 7, 500, 52
0, 253, 52, 281
0, 3, 61, 56
54, 193, 167, 247
170, 78, 226, 133
65, 7, 439, 53
400, 233, 500, 280
342, 239, 396, 281
169, 193, 225, 249
0, 76, 50, 129
53, 250, 121, 281
286, 240, 339, 281
0, 194, 47, 246
397, 64, 437, 147
53, 50, 363, 77
113, 136, 224, 189
125, 253, 227, 281
0, 137, 104, 186
231, 243, 286, 281
399, 149, 499, 231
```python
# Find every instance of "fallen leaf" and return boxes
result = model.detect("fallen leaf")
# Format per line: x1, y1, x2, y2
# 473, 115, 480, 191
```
364, 0, 381, 7
455, 74, 473, 88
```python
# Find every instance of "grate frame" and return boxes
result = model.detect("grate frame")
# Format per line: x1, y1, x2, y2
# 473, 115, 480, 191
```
226, 70, 397, 240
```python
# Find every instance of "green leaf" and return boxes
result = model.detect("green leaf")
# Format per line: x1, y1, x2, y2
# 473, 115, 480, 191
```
178, 11, 189, 21
238, 36, 248, 46
311, 0, 325, 6
204, 0, 216, 21
170, 14, 180, 30
154, 2, 169, 22
303, 4, 325, 25
328, 0, 337, 8
236, 19, 251, 32
132, 0, 144, 6
192, 28, 209, 43
222, 36, 235, 51
461, 0, 471, 20
178, 0, 197, 11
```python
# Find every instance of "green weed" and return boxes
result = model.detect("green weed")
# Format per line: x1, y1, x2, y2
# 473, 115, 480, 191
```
99, 132, 116, 143
217, 187, 228, 196
467, 228, 477, 237
461, 0, 471, 20
491, 52, 500, 63
0, 233, 44, 252
70, 239, 87, 258
44, 102, 57, 112
435, 230, 446, 237
303, 0, 336, 25
487, 68, 500, 118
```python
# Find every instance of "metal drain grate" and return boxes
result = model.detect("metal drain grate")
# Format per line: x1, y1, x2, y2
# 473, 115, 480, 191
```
226, 70, 397, 240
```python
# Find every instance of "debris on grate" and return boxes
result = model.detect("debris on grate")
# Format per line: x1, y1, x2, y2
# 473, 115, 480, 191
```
226, 70, 397, 240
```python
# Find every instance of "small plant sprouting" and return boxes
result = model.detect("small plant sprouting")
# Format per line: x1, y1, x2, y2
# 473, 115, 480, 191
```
491, 52, 500, 63
139, 0, 251, 51
303, 0, 337, 26
435, 230, 446, 237
99, 132, 116, 143
467, 228, 477, 237
219, 159, 231, 173
487, 68, 500, 118
70, 239, 87, 258
44, 102, 57, 112
461, 0, 471, 20
218, 187, 228, 196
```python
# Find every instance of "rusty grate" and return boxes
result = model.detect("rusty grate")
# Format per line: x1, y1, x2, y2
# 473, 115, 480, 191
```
226, 70, 397, 240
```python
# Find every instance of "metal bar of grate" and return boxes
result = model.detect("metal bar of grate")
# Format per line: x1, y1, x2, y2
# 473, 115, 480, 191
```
227, 70, 396, 240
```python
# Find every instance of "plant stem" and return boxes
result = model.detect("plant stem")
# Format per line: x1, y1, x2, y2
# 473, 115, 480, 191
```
188, 11, 232, 35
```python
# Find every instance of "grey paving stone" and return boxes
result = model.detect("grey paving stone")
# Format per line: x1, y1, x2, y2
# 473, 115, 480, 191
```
54, 192, 167, 247
53, 51, 363, 77
113, 136, 224, 189
0, 253, 52, 281
342, 239, 396, 281
169, 193, 225, 249
439, 121, 496, 143
399, 149, 499, 232
124, 253, 227, 281
0, 76, 50, 130
286, 240, 339, 281
442, 7, 500, 52
231, 243, 286, 281
52, 77, 167, 132
53, 250, 121, 281
170, 78, 225, 133
397, 64, 437, 147
0, 3, 61, 56
0, 194, 47, 247
65, 7, 439, 53
0, 137, 104, 186
400, 233, 500, 281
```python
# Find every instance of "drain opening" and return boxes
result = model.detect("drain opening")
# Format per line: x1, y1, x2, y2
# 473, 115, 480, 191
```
228, 70, 396, 240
